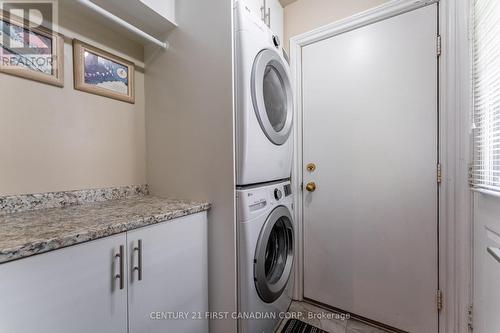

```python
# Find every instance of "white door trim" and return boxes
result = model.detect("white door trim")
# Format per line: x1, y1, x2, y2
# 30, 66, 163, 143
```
438, 0, 473, 333
289, 1, 473, 333
290, 0, 437, 48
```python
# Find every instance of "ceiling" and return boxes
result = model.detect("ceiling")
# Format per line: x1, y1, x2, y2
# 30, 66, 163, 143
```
279, 0, 298, 7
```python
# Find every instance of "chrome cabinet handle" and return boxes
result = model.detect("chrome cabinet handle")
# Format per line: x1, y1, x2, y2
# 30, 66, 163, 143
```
260, 0, 266, 22
487, 247, 500, 264
133, 239, 143, 281
260, 0, 270, 28
114, 245, 124, 290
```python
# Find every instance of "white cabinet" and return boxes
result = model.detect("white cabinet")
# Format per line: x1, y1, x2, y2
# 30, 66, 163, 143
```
127, 212, 208, 333
140, 0, 176, 24
78, 0, 177, 45
0, 234, 128, 333
241, 0, 260, 18
0, 212, 208, 333
241, 0, 284, 46
266, 0, 284, 47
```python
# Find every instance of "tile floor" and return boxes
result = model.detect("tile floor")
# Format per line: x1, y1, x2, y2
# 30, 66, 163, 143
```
275, 301, 395, 333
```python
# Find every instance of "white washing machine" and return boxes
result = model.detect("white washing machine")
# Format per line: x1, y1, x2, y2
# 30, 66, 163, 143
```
237, 180, 294, 333
234, 1, 294, 186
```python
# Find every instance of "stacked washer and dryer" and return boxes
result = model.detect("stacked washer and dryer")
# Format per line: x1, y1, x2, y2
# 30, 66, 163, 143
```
234, 1, 295, 333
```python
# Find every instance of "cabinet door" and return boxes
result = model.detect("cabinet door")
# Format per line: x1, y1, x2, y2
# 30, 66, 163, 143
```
243, 0, 284, 44
128, 212, 208, 333
0, 234, 128, 333
242, 0, 262, 21
267, 0, 284, 47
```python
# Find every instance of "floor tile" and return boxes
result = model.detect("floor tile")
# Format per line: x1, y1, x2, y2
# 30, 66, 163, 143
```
346, 319, 392, 333
277, 301, 347, 333
276, 301, 399, 333
295, 302, 348, 332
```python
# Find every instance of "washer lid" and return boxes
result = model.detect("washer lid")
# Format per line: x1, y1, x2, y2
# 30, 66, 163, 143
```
254, 205, 294, 303
251, 49, 293, 146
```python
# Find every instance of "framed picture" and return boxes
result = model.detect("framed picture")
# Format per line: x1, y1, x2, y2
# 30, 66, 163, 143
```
0, 10, 64, 87
73, 40, 135, 104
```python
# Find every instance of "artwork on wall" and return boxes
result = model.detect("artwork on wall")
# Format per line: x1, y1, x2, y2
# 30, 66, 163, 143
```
0, 10, 64, 87
73, 40, 135, 104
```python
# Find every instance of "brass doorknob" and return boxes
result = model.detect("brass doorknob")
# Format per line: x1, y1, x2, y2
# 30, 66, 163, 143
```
305, 182, 316, 192
306, 163, 316, 172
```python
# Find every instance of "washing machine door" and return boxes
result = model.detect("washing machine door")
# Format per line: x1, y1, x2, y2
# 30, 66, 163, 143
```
251, 49, 293, 145
254, 206, 294, 303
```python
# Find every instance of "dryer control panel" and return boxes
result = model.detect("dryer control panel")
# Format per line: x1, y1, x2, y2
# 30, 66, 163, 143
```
236, 180, 293, 222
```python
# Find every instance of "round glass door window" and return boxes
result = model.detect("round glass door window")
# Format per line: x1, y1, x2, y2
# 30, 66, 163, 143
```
252, 49, 293, 145
254, 206, 294, 303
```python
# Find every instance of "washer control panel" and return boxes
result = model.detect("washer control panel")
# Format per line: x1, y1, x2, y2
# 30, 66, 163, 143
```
272, 35, 280, 48
273, 188, 282, 200
237, 181, 293, 221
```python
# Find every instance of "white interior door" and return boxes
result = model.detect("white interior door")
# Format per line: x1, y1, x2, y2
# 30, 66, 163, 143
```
301, 5, 438, 333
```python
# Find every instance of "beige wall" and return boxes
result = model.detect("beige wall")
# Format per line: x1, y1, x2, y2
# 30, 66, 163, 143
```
0, 4, 146, 196
284, 0, 389, 50
145, 0, 236, 332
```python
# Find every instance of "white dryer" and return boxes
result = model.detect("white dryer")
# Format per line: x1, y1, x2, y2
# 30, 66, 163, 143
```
237, 180, 294, 333
234, 1, 294, 186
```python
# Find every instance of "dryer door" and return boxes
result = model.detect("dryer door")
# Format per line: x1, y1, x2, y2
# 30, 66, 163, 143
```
251, 49, 293, 145
254, 206, 294, 303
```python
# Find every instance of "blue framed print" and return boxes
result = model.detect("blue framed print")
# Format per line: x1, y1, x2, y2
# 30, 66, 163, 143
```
73, 40, 134, 103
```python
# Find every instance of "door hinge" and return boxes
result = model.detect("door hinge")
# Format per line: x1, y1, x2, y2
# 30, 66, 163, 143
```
436, 35, 442, 57
300, 182, 304, 191
467, 304, 473, 330
437, 163, 442, 184
468, 163, 474, 186
436, 289, 443, 311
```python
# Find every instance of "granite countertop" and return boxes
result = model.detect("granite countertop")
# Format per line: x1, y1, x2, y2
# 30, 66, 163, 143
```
0, 195, 210, 264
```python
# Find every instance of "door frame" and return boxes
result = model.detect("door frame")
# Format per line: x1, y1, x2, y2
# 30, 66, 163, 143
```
289, 1, 473, 333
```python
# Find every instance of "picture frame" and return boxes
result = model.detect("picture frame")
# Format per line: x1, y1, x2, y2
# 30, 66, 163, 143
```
0, 10, 64, 87
73, 40, 135, 104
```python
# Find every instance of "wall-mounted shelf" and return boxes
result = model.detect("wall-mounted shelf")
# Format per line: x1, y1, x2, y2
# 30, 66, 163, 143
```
73, 0, 176, 49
